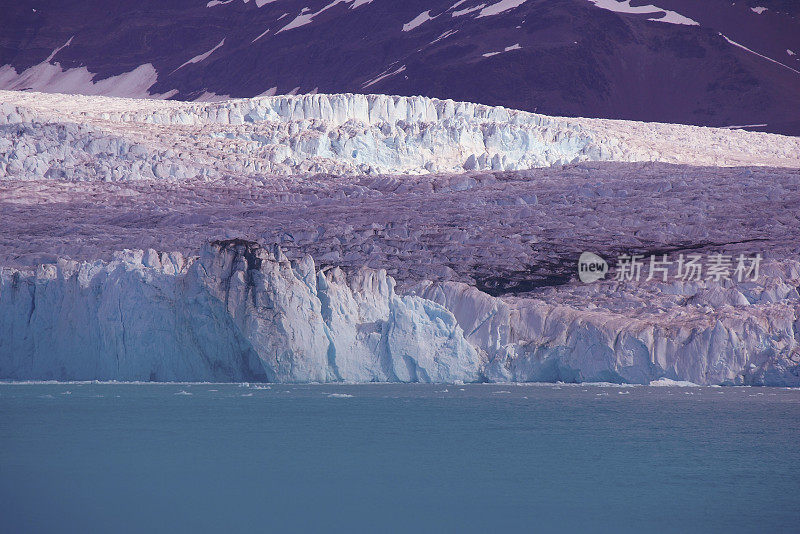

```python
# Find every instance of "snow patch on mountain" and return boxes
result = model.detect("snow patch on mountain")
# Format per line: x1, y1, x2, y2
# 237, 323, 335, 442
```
362, 65, 406, 88
277, 0, 371, 33
477, 0, 529, 18
452, 4, 485, 17
172, 39, 226, 73
193, 91, 232, 102
403, 10, 436, 31
252, 27, 271, 43
257, 86, 279, 96
586, 0, 699, 26
430, 29, 458, 44
0, 63, 176, 99
719, 34, 800, 75
207, 0, 277, 6
45, 36, 74, 63
0, 37, 178, 99
483, 43, 522, 57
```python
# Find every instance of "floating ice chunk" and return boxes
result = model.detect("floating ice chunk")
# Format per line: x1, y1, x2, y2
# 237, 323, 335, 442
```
648, 378, 700, 387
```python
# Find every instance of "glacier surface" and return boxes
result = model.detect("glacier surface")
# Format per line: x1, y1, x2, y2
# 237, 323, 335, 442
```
2, 90, 799, 180
1, 91, 798, 385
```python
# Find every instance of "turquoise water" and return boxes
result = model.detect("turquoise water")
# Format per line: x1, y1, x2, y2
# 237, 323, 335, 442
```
1, 383, 798, 533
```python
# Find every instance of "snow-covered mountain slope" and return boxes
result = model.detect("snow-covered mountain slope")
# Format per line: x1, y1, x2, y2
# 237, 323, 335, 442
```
2, 91, 799, 178
2, 240, 797, 385
2, 0, 799, 134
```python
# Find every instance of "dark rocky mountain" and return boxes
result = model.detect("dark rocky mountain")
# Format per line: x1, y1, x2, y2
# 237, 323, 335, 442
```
1, 0, 798, 134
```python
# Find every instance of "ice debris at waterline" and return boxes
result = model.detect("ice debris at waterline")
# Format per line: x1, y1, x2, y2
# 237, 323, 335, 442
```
1, 240, 798, 385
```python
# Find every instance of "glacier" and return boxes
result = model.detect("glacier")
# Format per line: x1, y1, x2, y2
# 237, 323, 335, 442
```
414, 272, 800, 386
1, 240, 797, 385
1, 90, 798, 385
0, 240, 480, 382
2, 90, 799, 181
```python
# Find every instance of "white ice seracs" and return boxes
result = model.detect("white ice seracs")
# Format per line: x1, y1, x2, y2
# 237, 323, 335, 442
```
0, 241, 481, 382
413, 270, 800, 386
1, 242, 798, 385
1, 90, 798, 181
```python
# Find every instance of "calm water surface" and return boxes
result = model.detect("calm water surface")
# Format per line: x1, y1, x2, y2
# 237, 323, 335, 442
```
1, 383, 798, 533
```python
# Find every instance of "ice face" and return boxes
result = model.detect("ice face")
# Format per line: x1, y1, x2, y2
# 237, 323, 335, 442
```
1, 91, 798, 385
1, 240, 797, 385
2, 91, 798, 182
414, 274, 800, 386
0, 241, 481, 383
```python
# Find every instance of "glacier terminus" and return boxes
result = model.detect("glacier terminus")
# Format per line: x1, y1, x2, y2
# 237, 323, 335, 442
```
0, 91, 799, 385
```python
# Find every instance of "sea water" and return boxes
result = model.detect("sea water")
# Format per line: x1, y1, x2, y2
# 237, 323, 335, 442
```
1, 383, 798, 533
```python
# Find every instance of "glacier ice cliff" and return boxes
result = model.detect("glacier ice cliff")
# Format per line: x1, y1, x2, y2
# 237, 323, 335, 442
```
1, 241, 798, 385
413, 273, 800, 387
2, 90, 799, 180
1, 90, 798, 385
0, 240, 480, 382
